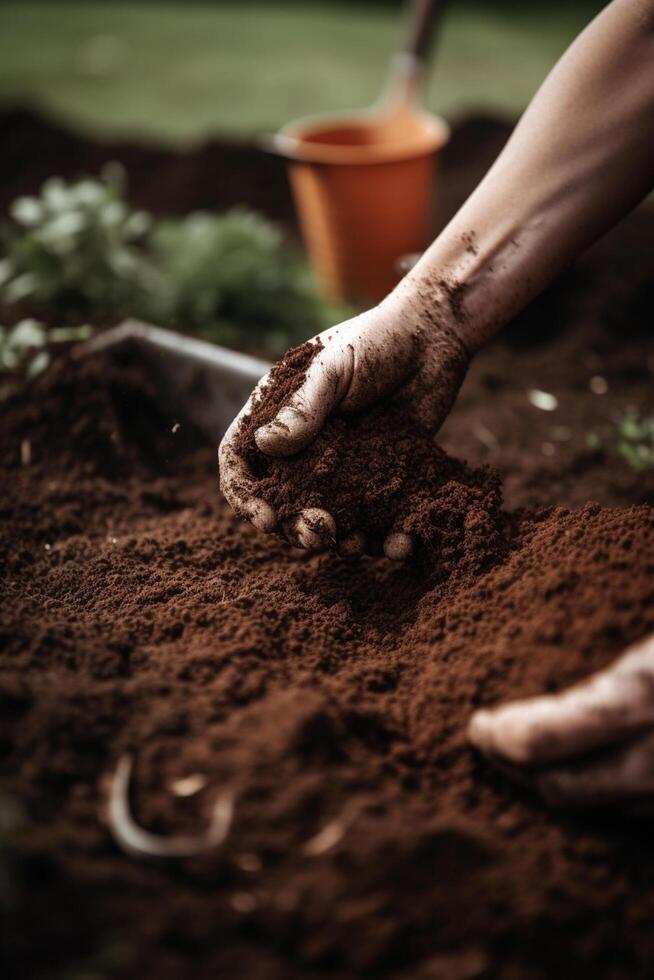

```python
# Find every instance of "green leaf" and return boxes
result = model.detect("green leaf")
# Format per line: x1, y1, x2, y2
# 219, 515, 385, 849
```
49, 325, 94, 343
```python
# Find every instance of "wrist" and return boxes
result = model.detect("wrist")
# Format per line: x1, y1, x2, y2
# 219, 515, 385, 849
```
385, 174, 546, 354
381, 275, 474, 364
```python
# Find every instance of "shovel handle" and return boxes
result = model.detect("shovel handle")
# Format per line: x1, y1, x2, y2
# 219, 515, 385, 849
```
401, 0, 447, 67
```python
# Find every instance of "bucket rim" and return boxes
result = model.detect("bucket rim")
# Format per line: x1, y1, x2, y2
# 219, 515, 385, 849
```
273, 108, 450, 166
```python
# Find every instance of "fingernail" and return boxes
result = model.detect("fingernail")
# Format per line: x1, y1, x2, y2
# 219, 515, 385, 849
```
297, 509, 336, 551
254, 422, 282, 454
255, 409, 303, 457
248, 500, 276, 533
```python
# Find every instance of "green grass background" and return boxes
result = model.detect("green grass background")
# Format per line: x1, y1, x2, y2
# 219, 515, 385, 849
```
0, 1, 602, 143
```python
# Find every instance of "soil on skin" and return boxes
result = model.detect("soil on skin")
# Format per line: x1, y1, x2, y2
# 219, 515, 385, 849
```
1, 111, 654, 980
236, 340, 506, 558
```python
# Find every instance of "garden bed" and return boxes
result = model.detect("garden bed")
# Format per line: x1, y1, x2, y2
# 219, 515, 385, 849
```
1, 110, 654, 979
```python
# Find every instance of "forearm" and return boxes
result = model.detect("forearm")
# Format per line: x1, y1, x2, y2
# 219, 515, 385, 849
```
391, 0, 654, 351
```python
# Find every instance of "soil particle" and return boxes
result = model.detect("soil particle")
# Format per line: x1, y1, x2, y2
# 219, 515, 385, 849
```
462, 231, 479, 256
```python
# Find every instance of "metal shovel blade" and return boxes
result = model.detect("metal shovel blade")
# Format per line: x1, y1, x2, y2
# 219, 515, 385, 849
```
77, 320, 271, 442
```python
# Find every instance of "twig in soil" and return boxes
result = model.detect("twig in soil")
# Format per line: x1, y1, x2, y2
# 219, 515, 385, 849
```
107, 754, 234, 860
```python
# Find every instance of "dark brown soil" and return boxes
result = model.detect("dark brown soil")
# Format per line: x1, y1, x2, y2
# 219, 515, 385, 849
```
1, 110, 654, 980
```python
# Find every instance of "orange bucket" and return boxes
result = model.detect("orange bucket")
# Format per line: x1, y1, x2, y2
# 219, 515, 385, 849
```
275, 107, 449, 305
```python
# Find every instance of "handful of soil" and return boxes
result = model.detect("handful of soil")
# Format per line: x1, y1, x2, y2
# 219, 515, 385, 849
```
235, 340, 505, 560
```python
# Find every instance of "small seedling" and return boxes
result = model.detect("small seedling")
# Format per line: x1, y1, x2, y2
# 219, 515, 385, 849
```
0, 319, 48, 376
615, 409, 654, 471
586, 409, 654, 471
0, 319, 93, 383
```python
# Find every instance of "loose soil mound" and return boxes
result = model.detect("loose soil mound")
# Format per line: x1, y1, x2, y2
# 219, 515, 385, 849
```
237, 340, 505, 561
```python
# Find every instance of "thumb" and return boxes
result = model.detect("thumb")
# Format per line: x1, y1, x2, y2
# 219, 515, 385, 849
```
255, 345, 351, 457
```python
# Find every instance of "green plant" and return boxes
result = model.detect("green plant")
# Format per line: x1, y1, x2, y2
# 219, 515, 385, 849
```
1, 165, 156, 318
1, 169, 342, 353
149, 208, 334, 350
615, 409, 654, 471
587, 409, 654, 472
0, 319, 93, 382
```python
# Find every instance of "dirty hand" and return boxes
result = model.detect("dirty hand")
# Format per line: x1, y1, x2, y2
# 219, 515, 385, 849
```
219, 292, 470, 559
468, 632, 654, 811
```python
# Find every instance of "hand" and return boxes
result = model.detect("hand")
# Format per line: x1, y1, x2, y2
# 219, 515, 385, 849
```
468, 633, 654, 811
219, 292, 470, 559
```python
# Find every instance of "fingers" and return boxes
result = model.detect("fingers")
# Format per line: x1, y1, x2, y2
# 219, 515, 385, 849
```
283, 508, 336, 552
468, 653, 654, 766
536, 731, 654, 809
383, 532, 414, 562
255, 343, 352, 458
218, 397, 276, 533
281, 523, 413, 561
219, 423, 405, 566
336, 531, 413, 560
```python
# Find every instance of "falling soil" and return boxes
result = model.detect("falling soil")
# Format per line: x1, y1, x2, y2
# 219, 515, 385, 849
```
235, 340, 505, 559
1, 112, 654, 980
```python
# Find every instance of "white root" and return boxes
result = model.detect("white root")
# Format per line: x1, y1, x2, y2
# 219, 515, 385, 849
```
107, 754, 234, 860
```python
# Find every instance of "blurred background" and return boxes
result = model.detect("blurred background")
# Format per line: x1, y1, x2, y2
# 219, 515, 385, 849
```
0, 1, 608, 361
0, 0, 604, 143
